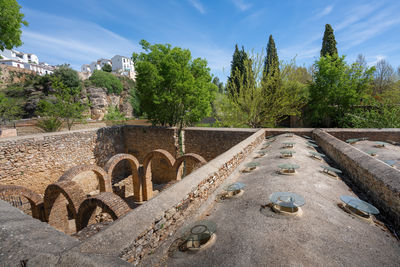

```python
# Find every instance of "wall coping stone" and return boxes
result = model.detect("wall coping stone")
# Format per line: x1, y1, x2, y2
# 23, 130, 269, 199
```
313, 129, 400, 230
0, 126, 123, 143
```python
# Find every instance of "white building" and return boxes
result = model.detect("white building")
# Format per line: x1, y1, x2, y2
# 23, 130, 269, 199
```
111, 55, 135, 80
81, 55, 135, 80
0, 49, 54, 75
0, 49, 39, 64
81, 64, 91, 72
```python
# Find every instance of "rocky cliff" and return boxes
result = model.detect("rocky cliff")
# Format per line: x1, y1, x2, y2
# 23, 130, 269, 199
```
85, 86, 133, 120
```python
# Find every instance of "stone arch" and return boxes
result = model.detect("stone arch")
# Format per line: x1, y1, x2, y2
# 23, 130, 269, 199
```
104, 153, 142, 202
0, 185, 44, 221
173, 153, 207, 180
43, 180, 86, 234
58, 164, 112, 193
76, 192, 131, 231
142, 149, 176, 201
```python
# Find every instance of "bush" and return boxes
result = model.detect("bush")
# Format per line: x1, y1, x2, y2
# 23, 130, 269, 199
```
53, 65, 81, 89
37, 117, 62, 132
101, 64, 112, 72
104, 105, 126, 121
89, 70, 123, 94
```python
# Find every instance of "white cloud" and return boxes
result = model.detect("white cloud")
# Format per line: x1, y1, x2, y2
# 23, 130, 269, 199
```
230, 0, 252, 12
188, 0, 205, 14
338, 6, 400, 49
315, 5, 333, 18
19, 8, 139, 70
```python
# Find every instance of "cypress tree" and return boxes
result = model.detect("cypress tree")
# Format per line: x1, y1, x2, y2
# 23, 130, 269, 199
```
227, 44, 249, 96
320, 24, 338, 57
264, 35, 279, 77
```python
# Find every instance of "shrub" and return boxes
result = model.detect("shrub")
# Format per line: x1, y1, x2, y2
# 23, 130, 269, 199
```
89, 70, 123, 94
37, 117, 62, 132
104, 105, 126, 121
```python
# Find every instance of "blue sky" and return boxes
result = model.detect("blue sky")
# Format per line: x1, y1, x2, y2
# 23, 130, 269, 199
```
18, 0, 400, 82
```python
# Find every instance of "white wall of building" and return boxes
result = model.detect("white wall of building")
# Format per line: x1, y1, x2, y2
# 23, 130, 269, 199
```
111, 55, 134, 72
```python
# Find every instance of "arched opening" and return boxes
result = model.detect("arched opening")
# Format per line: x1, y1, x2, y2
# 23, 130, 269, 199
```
76, 192, 130, 231
104, 153, 141, 204
58, 164, 112, 196
43, 181, 86, 235
0, 185, 44, 221
174, 153, 207, 181
142, 150, 176, 201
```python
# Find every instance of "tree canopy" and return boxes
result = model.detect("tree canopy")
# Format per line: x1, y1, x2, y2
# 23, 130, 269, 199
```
320, 24, 337, 57
308, 55, 375, 127
101, 64, 112, 72
53, 65, 81, 91
0, 0, 28, 51
38, 77, 88, 130
133, 40, 216, 129
227, 44, 250, 97
89, 70, 123, 94
216, 52, 306, 128
264, 35, 279, 77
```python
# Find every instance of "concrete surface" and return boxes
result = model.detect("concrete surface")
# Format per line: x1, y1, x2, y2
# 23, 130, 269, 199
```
0, 200, 130, 267
160, 134, 400, 267
352, 140, 400, 169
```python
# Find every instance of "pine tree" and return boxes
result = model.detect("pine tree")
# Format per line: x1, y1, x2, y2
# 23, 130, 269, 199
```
227, 45, 250, 97
320, 24, 338, 57
264, 35, 279, 77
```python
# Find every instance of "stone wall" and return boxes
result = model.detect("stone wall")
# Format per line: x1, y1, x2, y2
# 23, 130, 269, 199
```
123, 126, 178, 161
0, 64, 36, 87
313, 129, 400, 232
325, 128, 400, 143
184, 127, 257, 161
77, 129, 266, 265
0, 127, 124, 194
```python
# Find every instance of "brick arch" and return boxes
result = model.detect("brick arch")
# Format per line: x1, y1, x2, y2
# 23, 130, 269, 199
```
43, 180, 86, 234
104, 153, 142, 202
142, 149, 176, 201
173, 153, 207, 180
58, 164, 112, 193
0, 185, 44, 221
76, 192, 131, 231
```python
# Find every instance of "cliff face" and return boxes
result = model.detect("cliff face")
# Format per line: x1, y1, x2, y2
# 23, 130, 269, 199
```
86, 87, 133, 120
1, 67, 135, 120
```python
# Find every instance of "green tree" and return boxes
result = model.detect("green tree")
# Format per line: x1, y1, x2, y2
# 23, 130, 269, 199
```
0, 0, 28, 51
226, 45, 250, 97
0, 92, 23, 120
264, 35, 279, 77
38, 77, 88, 131
212, 76, 224, 93
133, 40, 216, 133
89, 70, 123, 94
216, 53, 305, 128
308, 55, 375, 127
104, 105, 126, 121
101, 64, 112, 72
320, 24, 338, 57
342, 100, 400, 128
52, 65, 81, 90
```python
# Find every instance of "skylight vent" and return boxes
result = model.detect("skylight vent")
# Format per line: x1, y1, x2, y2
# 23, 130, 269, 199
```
278, 163, 299, 175
269, 192, 305, 216
339, 195, 379, 222
309, 151, 326, 161
280, 150, 295, 158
